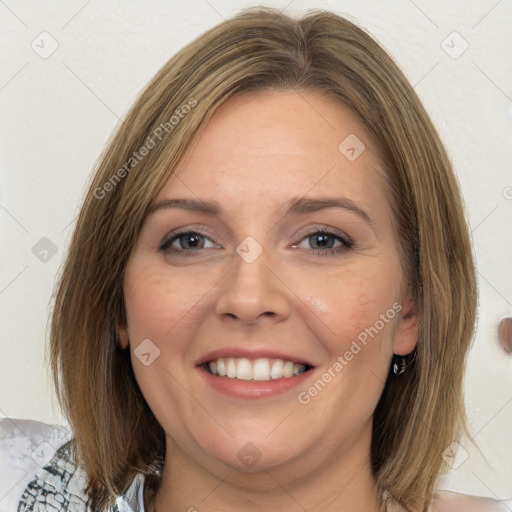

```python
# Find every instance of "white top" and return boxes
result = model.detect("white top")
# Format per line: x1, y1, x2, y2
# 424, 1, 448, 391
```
1, 418, 511, 511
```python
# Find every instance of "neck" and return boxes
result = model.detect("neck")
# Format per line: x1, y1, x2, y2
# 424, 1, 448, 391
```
150, 420, 384, 512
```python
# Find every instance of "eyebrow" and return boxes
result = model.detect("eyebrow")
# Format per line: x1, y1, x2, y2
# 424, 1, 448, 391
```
149, 195, 375, 228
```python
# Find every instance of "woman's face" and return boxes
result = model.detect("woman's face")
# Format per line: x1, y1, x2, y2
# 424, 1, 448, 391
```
119, 91, 418, 480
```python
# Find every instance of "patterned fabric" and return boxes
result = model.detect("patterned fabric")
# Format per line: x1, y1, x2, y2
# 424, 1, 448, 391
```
0, 418, 144, 512
17, 440, 90, 512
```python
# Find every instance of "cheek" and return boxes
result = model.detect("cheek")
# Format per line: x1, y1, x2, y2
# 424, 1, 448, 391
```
298, 263, 400, 359
123, 265, 210, 431
123, 264, 210, 344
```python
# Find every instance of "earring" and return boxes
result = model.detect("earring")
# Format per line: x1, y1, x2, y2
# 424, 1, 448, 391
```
392, 351, 416, 376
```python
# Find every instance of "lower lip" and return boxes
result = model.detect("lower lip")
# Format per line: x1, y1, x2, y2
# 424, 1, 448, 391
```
197, 366, 315, 399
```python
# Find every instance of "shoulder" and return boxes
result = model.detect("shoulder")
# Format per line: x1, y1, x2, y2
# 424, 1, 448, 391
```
0, 417, 87, 511
0, 417, 147, 512
432, 490, 512, 511
0, 416, 74, 478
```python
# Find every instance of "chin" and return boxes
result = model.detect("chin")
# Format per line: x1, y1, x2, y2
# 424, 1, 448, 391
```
196, 433, 301, 474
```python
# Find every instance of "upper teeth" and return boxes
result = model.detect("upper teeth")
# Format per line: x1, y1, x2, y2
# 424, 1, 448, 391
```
206, 358, 307, 380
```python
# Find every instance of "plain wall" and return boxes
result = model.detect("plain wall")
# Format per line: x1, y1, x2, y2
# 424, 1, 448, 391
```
1, 0, 511, 500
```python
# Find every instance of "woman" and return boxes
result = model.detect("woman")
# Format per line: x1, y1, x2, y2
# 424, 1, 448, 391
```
1, 6, 510, 512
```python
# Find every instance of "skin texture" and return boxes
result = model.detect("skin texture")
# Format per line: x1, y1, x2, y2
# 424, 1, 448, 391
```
119, 91, 419, 512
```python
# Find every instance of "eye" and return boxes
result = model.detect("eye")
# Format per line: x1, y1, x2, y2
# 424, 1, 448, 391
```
158, 227, 353, 258
291, 229, 353, 257
159, 230, 219, 256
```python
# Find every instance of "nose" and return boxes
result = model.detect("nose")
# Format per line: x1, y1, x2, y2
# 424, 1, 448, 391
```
214, 243, 291, 325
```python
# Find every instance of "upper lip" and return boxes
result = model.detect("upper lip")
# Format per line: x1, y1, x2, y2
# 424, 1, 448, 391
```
196, 347, 316, 368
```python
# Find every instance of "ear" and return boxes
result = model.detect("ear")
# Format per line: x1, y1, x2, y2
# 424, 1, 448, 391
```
393, 282, 419, 355
116, 293, 130, 349
118, 323, 130, 349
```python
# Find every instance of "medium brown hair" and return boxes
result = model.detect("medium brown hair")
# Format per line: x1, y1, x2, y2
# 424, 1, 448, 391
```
49, 6, 478, 511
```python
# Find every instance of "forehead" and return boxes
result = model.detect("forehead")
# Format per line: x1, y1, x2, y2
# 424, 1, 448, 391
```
157, 90, 388, 215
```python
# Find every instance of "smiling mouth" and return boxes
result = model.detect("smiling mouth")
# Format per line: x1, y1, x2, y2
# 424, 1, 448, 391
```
201, 357, 314, 381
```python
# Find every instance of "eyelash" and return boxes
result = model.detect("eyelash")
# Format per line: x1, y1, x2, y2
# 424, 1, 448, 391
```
158, 227, 353, 258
